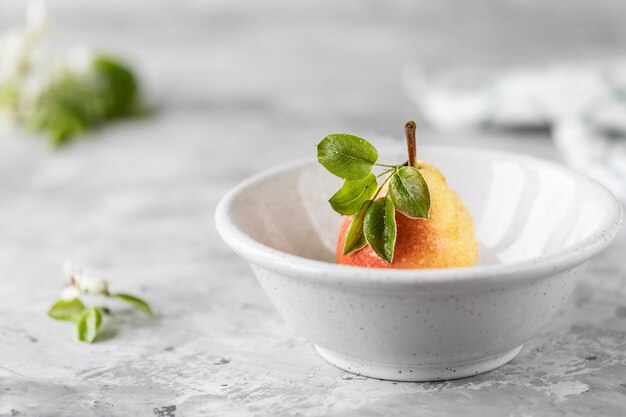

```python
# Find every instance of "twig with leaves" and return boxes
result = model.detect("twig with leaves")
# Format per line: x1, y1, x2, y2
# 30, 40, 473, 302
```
48, 262, 153, 343
0, 2, 142, 147
316, 121, 431, 263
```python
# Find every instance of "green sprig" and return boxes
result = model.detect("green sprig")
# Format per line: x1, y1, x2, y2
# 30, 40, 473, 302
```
26, 56, 141, 147
317, 121, 430, 263
0, 54, 142, 148
48, 287, 152, 344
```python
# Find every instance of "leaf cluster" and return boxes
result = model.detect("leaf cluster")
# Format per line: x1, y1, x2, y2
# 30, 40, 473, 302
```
317, 134, 431, 263
47, 293, 152, 343
24, 55, 141, 147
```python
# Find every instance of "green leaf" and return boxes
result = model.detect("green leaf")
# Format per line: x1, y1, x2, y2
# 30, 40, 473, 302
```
22, 55, 140, 147
93, 55, 139, 117
364, 196, 397, 263
317, 134, 378, 180
343, 200, 371, 255
26, 75, 107, 146
389, 166, 431, 218
114, 293, 153, 316
329, 174, 378, 215
48, 298, 86, 322
76, 307, 102, 343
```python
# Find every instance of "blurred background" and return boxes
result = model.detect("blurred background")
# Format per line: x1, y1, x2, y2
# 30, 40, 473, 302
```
2, 0, 626, 414
2, 0, 626, 262
2, 0, 626, 167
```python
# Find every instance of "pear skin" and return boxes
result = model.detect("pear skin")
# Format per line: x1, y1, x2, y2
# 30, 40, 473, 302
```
336, 162, 479, 269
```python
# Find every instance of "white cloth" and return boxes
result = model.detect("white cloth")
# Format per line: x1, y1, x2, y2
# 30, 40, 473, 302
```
403, 61, 626, 202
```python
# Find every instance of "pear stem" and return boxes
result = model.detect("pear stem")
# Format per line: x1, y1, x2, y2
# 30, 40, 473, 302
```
404, 120, 417, 168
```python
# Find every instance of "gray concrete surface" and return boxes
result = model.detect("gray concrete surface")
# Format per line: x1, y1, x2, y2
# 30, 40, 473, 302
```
1, 1, 625, 416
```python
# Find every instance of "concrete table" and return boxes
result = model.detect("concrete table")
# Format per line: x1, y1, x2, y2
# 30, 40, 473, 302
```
1, 1, 625, 416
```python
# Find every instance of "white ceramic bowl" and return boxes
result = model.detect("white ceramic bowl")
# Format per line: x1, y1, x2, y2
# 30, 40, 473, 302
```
215, 146, 623, 381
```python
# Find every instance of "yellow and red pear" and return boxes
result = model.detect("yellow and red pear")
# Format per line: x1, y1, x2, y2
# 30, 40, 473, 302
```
336, 161, 478, 269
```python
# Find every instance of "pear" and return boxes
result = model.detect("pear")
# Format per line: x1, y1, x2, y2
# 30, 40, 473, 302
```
336, 161, 479, 269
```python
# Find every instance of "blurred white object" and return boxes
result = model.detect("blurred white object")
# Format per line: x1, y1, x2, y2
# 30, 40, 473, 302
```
0, 2, 94, 121
60, 286, 80, 301
403, 61, 626, 202
61, 261, 110, 297
78, 275, 109, 295
0, 1, 48, 82
0, 1, 50, 124
63, 260, 81, 284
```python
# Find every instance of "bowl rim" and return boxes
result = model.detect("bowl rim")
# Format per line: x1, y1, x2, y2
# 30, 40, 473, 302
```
215, 145, 623, 287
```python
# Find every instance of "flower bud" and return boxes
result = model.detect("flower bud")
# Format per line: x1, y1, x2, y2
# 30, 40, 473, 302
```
78, 275, 108, 295
60, 286, 80, 300
63, 261, 80, 284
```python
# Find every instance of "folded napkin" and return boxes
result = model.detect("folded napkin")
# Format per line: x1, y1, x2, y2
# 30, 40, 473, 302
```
403, 61, 626, 202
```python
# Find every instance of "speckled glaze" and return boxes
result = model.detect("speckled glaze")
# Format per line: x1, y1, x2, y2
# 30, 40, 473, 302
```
215, 147, 623, 381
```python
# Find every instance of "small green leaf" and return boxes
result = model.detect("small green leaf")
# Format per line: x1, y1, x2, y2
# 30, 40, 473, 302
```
329, 174, 378, 215
76, 307, 102, 343
389, 166, 431, 218
114, 293, 153, 317
364, 196, 397, 263
343, 200, 371, 255
48, 298, 86, 322
26, 76, 106, 146
93, 56, 139, 117
317, 134, 378, 180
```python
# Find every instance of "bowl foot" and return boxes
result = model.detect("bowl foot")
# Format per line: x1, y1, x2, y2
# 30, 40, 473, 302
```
314, 344, 523, 382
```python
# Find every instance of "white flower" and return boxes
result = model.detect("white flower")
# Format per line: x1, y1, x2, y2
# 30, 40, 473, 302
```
63, 261, 81, 284
0, 2, 48, 81
62, 261, 110, 296
78, 274, 109, 295
60, 286, 80, 300
0, 30, 28, 81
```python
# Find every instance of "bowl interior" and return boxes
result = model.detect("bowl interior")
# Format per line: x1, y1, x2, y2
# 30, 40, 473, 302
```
229, 147, 619, 266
